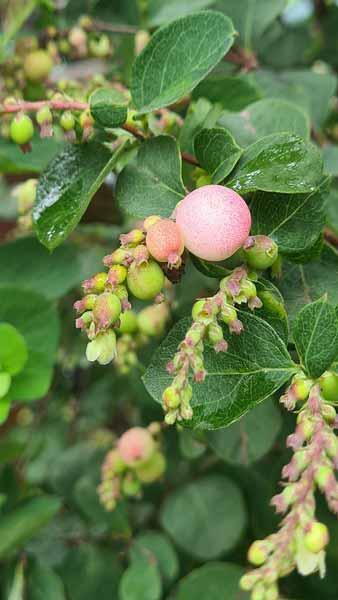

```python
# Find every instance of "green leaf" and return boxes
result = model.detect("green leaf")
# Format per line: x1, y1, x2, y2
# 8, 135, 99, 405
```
143, 311, 296, 429
131, 11, 236, 113
176, 562, 249, 599
194, 127, 243, 183
228, 133, 323, 195
0, 323, 28, 376
278, 245, 338, 323
323, 145, 338, 177
325, 188, 338, 235
219, 98, 310, 148
249, 181, 328, 258
0, 238, 94, 300
119, 553, 162, 600
292, 297, 338, 378
190, 254, 230, 279
27, 561, 66, 600
60, 544, 122, 600
33, 142, 118, 250
192, 75, 261, 111
89, 88, 128, 128
207, 400, 281, 466
160, 475, 246, 559
0, 135, 64, 175
147, 0, 215, 26
117, 135, 185, 218
253, 69, 337, 129
0, 287, 59, 402
0, 495, 61, 557
215, 0, 286, 50
255, 278, 289, 343
179, 98, 222, 154
0, 396, 11, 425
8, 561, 25, 600
131, 531, 179, 584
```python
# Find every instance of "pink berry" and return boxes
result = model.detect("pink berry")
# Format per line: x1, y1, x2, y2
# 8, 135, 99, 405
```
146, 218, 184, 268
175, 185, 251, 261
117, 427, 154, 466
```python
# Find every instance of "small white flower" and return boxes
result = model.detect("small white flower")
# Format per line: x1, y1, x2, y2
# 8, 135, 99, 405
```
295, 532, 326, 578
86, 330, 117, 365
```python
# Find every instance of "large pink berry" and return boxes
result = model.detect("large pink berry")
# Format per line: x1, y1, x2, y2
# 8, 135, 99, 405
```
146, 218, 184, 268
117, 427, 154, 466
175, 185, 251, 261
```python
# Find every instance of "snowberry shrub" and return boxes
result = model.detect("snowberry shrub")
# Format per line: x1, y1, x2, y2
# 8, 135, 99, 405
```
1, 4, 338, 599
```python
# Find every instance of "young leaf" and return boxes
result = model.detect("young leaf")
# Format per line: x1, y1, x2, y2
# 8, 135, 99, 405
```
0, 495, 61, 557
0, 323, 28, 376
33, 142, 119, 250
207, 400, 282, 466
215, 0, 286, 50
194, 127, 243, 183
160, 475, 246, 559
292, 297, 338, 378
89, 88, 128, 128
176, 562, 249, 599
219, 98, 310, 147
249, 181, 328, 257
131, 11, 235, 113
117, 135, 185, 218
227, 133, 323, 195
143, 311, 296, 430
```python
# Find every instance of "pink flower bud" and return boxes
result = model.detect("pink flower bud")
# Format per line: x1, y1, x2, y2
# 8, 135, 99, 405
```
117, 427, 155, 466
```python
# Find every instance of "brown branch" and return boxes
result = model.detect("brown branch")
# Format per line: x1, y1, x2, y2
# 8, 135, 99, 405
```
0, 99, 200, 166
91, 20, 138, 35
324, 228, 338, 248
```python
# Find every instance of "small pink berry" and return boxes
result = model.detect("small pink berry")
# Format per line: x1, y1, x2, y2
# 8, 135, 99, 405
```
117, 427, 155, 466
175, 185, 251, 261
146, 218, 184, 268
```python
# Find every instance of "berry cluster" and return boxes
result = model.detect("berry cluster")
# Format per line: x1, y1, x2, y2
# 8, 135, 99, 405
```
162, 265, 264, 424
241, 374, 338, 599
12, 178, 37, 231
74, 217, 180, 366
98, 424, 165, 511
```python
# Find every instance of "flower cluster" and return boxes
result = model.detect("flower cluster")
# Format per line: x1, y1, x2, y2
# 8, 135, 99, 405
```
98, 423, 165, 511
241, 376, 338, 599
74, 220, 176, 367
162, 266, 263, 424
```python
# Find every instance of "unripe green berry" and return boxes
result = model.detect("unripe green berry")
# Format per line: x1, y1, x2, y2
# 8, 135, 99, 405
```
319, 371, 338, 403
89, 34, 111, 57
36, 105, 52, 125
118, 311, 138, 334
127, 260, 164, 300
322, 403, 336, 425
304, 522, 329, 553
248, 540, 268, 566
93, 293, 121, 328
163, 386, 181, 410
240, 279, 257, 299
137, 303, 169, 336
115, 285, 129, 302
10, 114, 34, 145
243, 235, 278, 270
207, 322, 224, 345
122, 474, 141, 497
251, 583, 266, 600
265, 584, 279, 600
293, 376, 313, 402
192, 299, 217, 322
315, 465, 333, 489
15, 178, 37, 214
108, 265, 127, 285
220, 304, 237, 324
60, 111, 75, 131
134, 451, 166, 483
23, 50, 53, 82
